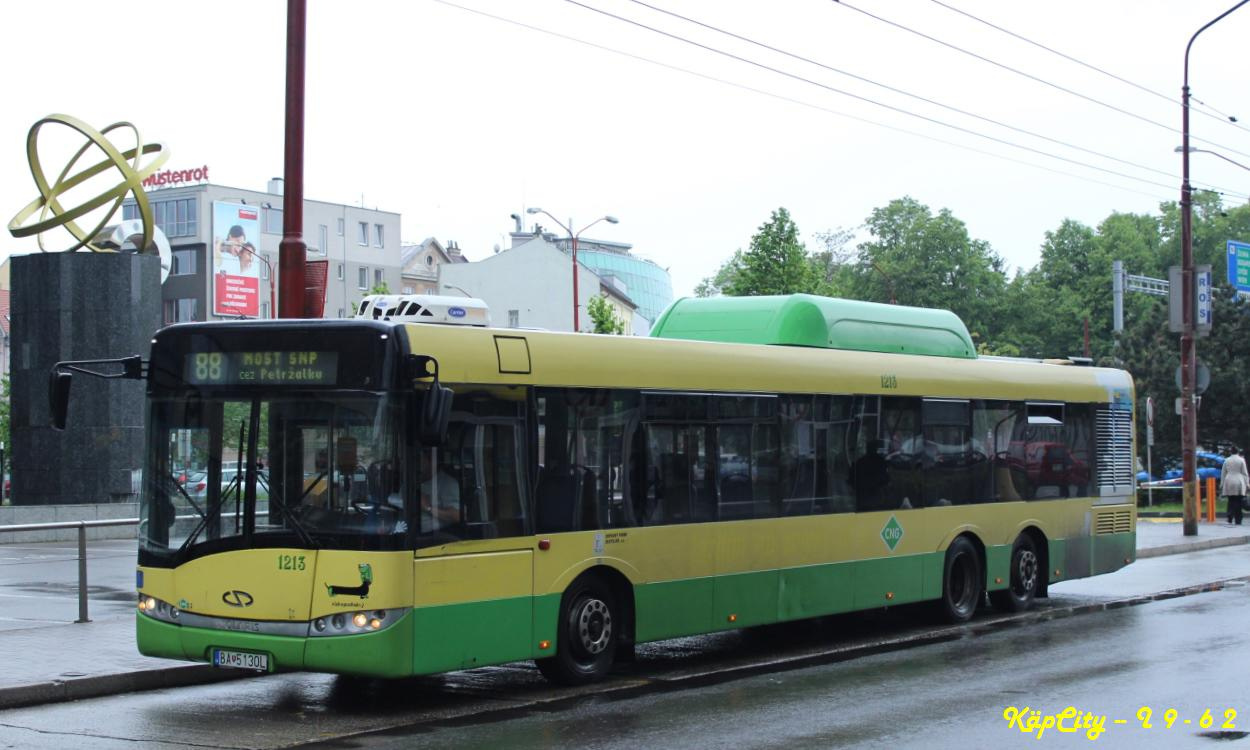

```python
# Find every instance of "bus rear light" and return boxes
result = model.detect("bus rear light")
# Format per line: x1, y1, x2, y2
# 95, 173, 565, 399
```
539, 640, 551, 650
885, 592, 894, 600
727, 614, 737, 622
538, 539, 551, 551
994, 577, 1003, 584
352, 613, 368, 628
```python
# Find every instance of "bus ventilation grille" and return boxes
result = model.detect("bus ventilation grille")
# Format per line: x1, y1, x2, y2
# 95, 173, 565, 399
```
1094, 509, 1133, 535
1095, 407, 1134, 496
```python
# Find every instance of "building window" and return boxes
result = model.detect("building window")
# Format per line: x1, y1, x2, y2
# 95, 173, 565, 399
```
162, 298, 198, 325
425, 255, 433, 266
402, 285, 414, 294
374, 269, 384, 287
259, 255, 271, 280
337, 307, 345, 318
337, 218, 344, 236
358, 267, 368, 290
260, 302, 270, 319
316, 224, 328, 255
357, 221, 368, 246
263, 206, 283, 234
374, 224, 384, 247
508, 310, 520, 328
169, 248, 197, 276
125, 197, 198, 237
337, 263, 344, 280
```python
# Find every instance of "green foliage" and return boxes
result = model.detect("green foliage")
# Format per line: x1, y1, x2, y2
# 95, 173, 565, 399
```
849, 197, 1006, 337
723, 208, 818, 296
695, 250, 745, 298
588, 293, 626, 335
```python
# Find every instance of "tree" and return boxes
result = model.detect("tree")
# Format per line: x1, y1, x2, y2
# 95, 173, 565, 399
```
588, 293, 626, 334
695, 250, 745, 298
848, 197, 1007, 338
723, 208, 817, 296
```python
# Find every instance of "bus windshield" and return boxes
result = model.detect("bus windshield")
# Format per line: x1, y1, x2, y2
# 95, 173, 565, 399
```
139, 391, 408, 564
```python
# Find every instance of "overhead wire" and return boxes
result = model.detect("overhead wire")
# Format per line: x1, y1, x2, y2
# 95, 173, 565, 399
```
430, 0, 1238, 203
831, 0, 1250, 161
926, 0, 1250, 136
560, 0, 1247, 199
623, 0, 1188, 185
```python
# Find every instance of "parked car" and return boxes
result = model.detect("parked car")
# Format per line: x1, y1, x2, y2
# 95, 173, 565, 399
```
1161, 451, 1224, 482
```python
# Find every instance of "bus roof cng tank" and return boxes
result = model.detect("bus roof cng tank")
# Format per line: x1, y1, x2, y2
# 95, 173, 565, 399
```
648, 294, 976, 359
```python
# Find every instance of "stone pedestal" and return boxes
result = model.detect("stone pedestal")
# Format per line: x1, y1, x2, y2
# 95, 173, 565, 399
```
10, 252, 161, 505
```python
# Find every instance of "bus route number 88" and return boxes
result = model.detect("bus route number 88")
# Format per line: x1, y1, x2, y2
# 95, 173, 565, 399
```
194, 352, 224, 382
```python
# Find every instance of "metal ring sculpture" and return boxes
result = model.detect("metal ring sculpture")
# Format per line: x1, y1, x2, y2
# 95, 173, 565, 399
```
8, 114, 168, 253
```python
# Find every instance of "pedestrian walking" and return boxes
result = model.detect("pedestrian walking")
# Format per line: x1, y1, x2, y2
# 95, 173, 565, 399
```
1220, 447, 1248, 525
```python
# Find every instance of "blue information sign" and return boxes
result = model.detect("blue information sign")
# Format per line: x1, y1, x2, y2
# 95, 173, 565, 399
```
1227, 240, 1250, 293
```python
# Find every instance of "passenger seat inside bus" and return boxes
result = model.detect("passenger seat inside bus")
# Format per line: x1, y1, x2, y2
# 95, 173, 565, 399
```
535, 464, 596, 533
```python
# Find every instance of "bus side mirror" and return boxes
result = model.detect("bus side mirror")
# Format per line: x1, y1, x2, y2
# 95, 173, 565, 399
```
49, 371, 73, 431
419, 383, 453, 446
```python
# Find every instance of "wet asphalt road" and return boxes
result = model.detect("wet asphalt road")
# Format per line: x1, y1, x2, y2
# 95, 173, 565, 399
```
0, 540, 135, 629
0, 544, 1247, 749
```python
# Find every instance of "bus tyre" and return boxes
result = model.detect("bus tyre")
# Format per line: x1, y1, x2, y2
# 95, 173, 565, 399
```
989, 535, 1039, 613
938, 536, 982, 623
536, 579, 617, 685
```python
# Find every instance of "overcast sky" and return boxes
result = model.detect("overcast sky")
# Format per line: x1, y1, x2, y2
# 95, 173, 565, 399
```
5, 0, 1250, 299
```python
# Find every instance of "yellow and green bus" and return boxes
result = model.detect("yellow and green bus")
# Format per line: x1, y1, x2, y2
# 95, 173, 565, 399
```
86, 294, 1135, 685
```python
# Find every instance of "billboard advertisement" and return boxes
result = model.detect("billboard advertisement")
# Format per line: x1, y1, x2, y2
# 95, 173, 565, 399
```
212, 201, 261, 317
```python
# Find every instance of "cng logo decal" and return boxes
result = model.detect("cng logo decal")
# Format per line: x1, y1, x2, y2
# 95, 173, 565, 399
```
326, 563, 373, 599
881, 515, 904, 552
222, 590, 254, 607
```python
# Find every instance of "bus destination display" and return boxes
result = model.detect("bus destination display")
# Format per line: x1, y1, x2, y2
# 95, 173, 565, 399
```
185, 351, 339, 385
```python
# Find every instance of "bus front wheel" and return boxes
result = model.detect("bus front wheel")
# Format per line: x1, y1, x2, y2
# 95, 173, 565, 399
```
938, 536, 982, 623
536, 578, 617, 685
989, 534, 1040, 613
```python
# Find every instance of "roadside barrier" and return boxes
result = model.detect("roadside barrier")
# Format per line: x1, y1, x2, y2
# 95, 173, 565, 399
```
0, 518, 138, 623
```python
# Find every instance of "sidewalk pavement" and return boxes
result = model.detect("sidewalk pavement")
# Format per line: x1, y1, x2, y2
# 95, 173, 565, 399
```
0, 518, 1246, 711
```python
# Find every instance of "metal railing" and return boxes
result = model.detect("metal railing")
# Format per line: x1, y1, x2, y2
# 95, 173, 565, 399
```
0, 518, 139, 623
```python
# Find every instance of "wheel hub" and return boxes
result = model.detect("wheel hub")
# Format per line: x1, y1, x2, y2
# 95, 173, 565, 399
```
576, 598, 612, 655
1016, 549, 1038, 594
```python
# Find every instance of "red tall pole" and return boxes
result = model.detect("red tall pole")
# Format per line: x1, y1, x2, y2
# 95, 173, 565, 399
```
1179, 0, 1250, 535
279, 0, 308, 318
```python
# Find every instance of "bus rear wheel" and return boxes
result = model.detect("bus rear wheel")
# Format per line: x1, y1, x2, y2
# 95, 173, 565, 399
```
937, 536, 982, 623
990, 535, 1040, 613
536, 578, 617, 685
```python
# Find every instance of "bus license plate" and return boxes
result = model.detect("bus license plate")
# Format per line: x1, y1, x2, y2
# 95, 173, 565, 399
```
212, 649, 269, 671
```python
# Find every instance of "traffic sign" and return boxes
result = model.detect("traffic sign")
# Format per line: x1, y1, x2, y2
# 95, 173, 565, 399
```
1196, 265, 1212, 336
1228, 240, 1250, 293
1175, 361, 1211, 395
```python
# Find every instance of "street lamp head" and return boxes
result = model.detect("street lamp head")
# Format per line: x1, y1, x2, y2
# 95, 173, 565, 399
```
604, 216, 619, 224
526, 207, 542, 215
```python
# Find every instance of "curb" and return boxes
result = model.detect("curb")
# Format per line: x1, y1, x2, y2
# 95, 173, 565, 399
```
0, 539, 1246, 712
0, 663, 250, 711
1137, 535, 1249, 559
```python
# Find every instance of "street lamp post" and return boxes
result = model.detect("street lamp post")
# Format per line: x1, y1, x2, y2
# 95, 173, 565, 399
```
526, 208, 619, 332
1180, 0, 1250, 536
237, 246, 276, 318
